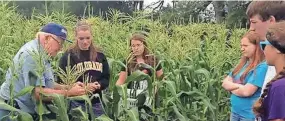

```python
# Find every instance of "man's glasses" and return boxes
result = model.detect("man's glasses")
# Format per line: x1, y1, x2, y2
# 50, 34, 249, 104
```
49, 35, 63, 47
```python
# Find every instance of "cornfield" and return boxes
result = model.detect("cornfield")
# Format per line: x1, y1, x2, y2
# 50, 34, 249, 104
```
0, 3, 247, 121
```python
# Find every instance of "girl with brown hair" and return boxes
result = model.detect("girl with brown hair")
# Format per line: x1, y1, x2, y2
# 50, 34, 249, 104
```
222, 31, 268, 121
116, 32, 163, 110
58, 20, 110, 118
253, 21, 285, 121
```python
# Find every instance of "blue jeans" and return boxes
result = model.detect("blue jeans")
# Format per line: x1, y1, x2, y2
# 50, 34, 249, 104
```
230, 112, 255, 121
69, 101, 104, 118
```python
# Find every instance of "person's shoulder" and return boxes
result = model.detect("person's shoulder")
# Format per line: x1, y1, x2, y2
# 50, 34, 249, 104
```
149, 54, 160, 59
64, 49, 73, 55
258, 61, 268, 67
18, 40, 40, 56
256, 61, 268, 70
58, 49, 71, 59
96, 52, 108, 62
14, 40, 42, 63
272, 77, 285, 89
21, 40, 38, 51
96, 51, 106, 58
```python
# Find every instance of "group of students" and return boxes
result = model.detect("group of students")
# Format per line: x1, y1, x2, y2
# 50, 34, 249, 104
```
222, 1, 285, 121
0, 20, 163, 120
0, 1, 285, 121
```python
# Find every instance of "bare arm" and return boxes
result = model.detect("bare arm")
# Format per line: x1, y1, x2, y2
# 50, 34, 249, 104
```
34, 87, 67, 101
230, 63, 267, 97
53, 82, 68, 90
270, 119, 285, 121
222, 76, 259, 97
116, 71, 127, 85
230, 83, 258, 97
34, 84, 86, 101
222, 76, 239, 91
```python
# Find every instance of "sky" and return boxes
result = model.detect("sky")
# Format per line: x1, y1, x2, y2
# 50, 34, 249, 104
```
143, 0, 173, 7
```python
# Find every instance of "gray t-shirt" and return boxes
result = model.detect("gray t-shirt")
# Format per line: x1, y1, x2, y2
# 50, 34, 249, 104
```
0, 40, 54, 114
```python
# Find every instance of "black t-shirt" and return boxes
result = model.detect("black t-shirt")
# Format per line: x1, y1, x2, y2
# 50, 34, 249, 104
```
58, 49, 110, 104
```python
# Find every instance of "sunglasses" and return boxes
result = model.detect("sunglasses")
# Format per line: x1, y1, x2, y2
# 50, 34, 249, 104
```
259, 40, 271, 51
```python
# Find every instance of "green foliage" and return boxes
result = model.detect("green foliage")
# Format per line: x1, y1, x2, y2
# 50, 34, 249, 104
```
0, 100, 33, 121
0, 2, 247, 121
225, 1, 250, 29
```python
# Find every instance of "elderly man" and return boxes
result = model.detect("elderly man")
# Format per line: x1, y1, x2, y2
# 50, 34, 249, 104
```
0, 23, 86, 120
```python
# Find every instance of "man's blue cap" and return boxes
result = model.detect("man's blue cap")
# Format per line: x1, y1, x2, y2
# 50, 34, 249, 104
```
40, 23, 72, 43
